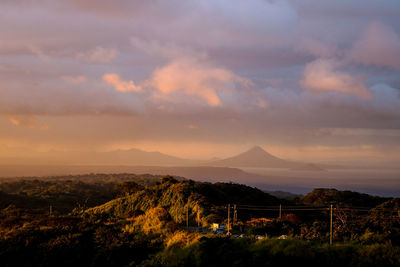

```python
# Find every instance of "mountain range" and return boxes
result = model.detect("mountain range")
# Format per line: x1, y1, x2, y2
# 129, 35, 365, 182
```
0, 145, 324, 171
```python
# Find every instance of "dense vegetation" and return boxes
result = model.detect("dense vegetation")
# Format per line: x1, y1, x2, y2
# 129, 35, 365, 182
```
86, 176, 280, 224
300, 188, 389, 207
0, 174, 399, 266
0, 173, 164, 214
143, 237, 400, 267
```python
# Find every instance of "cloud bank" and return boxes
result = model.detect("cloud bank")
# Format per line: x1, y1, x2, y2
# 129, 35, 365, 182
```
301, 59, 372, 99
103, 74, 142, 93
0, 0, 399, 162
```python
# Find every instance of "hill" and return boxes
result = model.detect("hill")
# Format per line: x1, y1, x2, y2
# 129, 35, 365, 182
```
300, 188, 389, 207
0, 191, 47, 210
86, 178, 280, 223
0, 174, 167, 214
0, 176, 399, 267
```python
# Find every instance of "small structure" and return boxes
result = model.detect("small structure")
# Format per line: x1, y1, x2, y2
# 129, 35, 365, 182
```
211, 223, 226, 234
245, 218, 272, 227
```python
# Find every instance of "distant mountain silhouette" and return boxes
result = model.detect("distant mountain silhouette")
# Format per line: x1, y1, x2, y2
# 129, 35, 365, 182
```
93, 149, 194, 166
0, 146, 324, 170
290, 163, 326, 171
207, 146, 324, 170
207, 146, 288, 168
0, 148, 196, 166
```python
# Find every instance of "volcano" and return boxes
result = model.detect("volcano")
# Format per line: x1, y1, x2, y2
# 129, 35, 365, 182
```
208, 146, 324, 170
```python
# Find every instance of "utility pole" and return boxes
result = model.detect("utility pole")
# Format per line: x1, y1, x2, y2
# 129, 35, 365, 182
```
279, 204, 282, 219
233, 204, 237, 225
227, 204, 230, 233
186, 206, 189, 230
330, 204, 333, 245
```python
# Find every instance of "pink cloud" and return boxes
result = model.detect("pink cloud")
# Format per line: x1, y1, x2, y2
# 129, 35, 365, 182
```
149, 57, 252, 106
301, 59, 372, 99
62, 75, 87, 84
8, 116, 50, 130
76, 46, 118, 64
187, 124, 199, 130
348, 21, 400, 69
102, 54, 252, 107
103, 73, 142, 92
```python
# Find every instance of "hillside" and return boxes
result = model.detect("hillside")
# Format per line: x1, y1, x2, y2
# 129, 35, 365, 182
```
86, 177, 280, 223
0, 191, 47, 210
0, 174, 167, 214
301, 188, 389, 207
0, 175, 399, 267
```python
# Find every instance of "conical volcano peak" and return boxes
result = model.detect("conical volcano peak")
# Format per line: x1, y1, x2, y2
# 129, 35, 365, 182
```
208, 146, 323, 170
208, 145, 287, 168
238, 146, 276, 158
248, 145, 266, 152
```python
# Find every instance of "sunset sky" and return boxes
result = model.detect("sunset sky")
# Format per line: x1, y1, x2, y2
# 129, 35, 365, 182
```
1, 0, 400, 163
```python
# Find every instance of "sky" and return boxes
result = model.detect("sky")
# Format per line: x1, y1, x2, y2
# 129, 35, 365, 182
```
0, 0, 400, 163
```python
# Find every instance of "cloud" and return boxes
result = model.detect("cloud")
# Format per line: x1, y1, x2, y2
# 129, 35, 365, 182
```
62, 75, 87, 84
130, 37, 205, 59
187, 124, 198, 130
8, 115, 50, 130
103, 73, 142, 93
295, 39, 338, 58
76, 46, 118, 63
125, 38, 255, 107
301, 59, 372, 99
1, 0, 400, 163
348, 21, 400, 69
149, 57, 252, 106
369, 83, 400, 115
28, 45, 50, 61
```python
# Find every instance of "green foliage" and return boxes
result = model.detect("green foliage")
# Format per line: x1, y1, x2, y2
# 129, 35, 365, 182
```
1, 175, 399, 266
301, 188, 388, 207
86, 179, 280, 225
0, 216, 161, 267
0, 174, 165, 215
126, 207, 177, 235
117, 181, 144, 196
141, 237, 400, 267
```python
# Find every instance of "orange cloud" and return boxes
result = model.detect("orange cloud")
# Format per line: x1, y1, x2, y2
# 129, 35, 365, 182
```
187, 124, 198, 130
103, 73, 142, 92
8, 116, 50, 130
150, 57, 252, 106
62, 75, 87, 84
301, 59, 372, 99
129, 38, 254, 107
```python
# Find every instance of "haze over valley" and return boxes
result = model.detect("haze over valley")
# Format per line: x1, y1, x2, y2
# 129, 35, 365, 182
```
1, 146, 399, 197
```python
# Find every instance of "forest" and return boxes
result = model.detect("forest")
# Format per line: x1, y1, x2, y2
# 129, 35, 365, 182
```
0, 174, 399, 266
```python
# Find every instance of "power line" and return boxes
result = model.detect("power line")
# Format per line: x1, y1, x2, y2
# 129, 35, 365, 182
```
227, 203, 231, 234
235, 204, 398, 211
